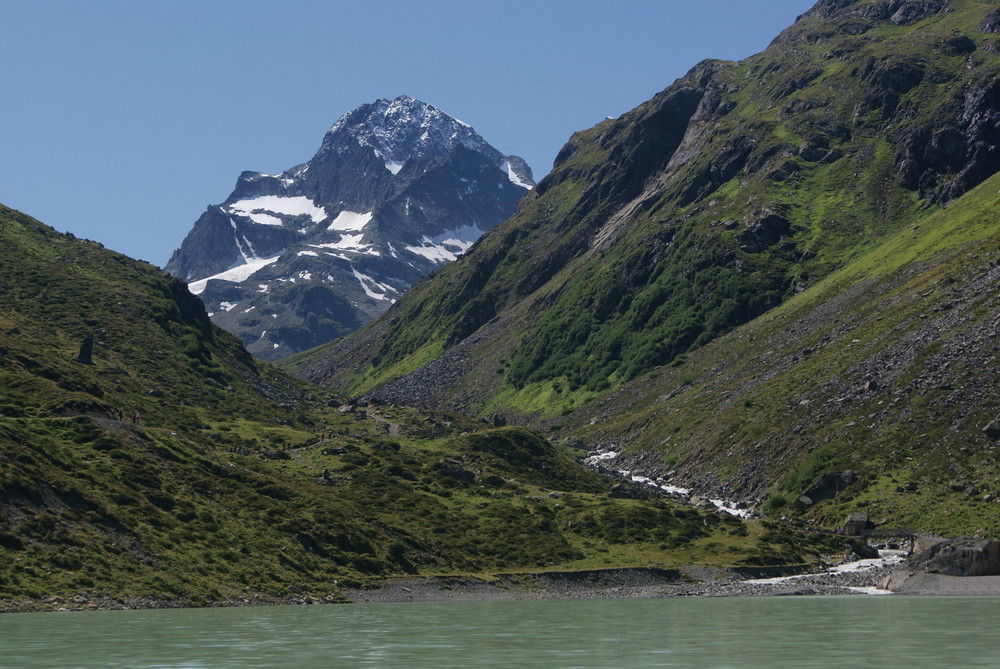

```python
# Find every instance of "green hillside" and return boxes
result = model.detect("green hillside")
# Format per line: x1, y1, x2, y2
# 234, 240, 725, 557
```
291, 0, 1000, 420
563, 170, 1000, 536
284, 0, 1000, 535
0, 206, 835, 610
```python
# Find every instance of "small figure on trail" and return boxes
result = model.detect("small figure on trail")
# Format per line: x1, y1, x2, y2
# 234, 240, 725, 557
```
131, 413, 140, 425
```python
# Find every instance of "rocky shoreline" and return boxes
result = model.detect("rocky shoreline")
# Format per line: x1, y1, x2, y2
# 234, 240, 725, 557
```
342, 560, 899, 604
0, 560, 898, 614
10, 538, 1000, 613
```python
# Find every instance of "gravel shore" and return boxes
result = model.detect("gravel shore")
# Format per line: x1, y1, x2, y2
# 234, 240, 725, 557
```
341, 560, 900, 604
11, 554, 999, 613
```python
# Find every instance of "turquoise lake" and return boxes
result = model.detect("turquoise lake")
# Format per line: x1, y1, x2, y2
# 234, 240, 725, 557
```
1, 595, 997, 668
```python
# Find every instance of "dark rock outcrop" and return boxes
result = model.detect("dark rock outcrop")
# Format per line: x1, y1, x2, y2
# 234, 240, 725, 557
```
906, 537, 1000, 576
983, 418, 1000, 440
803, 470, 857, 504
982, 7, 1000, 33
75, 334, 94, 365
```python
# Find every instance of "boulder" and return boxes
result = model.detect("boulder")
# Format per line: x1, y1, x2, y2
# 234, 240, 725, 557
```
75, 334, 94, 365
906, 537, 1000, 576
261, 450, 291, 460
609, 483, 649, 500
735, 213, 791, 253
803, 470, 857, 503
982, 417, 1000, 440
689, 495, 717, 510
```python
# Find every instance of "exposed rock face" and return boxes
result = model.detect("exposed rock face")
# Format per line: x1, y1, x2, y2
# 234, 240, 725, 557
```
904, 537, 1000, 576
800, 0, 950, 26
803, 471, 857, 504
982, 7, 1000, 33
165, 96, 533, 360
75, 334, 94, 365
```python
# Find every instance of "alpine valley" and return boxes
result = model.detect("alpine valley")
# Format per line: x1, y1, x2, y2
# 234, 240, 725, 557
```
166, 96, 534, 361
290, 0, 1000, 536
2, 204, 835, 610
4, 0, 1000, 613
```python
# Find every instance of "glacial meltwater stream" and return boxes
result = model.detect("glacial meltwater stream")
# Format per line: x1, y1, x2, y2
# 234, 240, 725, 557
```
2, 596, 998, 668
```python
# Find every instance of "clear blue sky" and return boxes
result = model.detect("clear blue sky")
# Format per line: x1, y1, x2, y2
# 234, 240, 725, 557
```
1, 0, 816, 267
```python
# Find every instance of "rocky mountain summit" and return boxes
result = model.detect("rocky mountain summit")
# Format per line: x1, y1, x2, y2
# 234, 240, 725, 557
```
165, 96, 533, 360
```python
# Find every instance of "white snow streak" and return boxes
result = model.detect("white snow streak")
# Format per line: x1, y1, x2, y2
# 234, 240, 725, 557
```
500, 160, 533, 189
228, 196, 327, 226
188, 255, 281, 295
351, 267, 396, 301
404, 224, 483, 263
327, 210, 373, 232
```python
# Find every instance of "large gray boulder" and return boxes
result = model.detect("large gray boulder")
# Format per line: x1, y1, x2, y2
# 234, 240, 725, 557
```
906, 537, 1000, 576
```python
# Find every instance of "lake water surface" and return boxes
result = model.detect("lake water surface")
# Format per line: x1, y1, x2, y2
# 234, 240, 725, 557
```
1, 596, 996, 668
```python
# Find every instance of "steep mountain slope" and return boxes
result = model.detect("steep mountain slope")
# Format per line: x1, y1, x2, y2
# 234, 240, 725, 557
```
292, 0, 1000, 419
560, 171, 1000, 536
166, 96, 533, 361
1, 205, 834, 610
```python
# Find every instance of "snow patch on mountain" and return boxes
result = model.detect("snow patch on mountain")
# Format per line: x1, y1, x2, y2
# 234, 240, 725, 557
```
311, 236, 379, 255
352, 267, 398, 301
188, 254, 282, 295
327, 210, 373, 232
227, 195, 328, 226
404, 223, 483, 263
501, 160, 533, 189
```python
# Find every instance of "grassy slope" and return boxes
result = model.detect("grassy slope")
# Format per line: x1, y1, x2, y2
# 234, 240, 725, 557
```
0, 206, 848, 610
289, 0, 1000, 427
561, 170, 1000, 535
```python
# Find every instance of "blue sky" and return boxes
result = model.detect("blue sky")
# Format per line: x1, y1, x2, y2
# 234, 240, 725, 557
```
1, 0, 816, 267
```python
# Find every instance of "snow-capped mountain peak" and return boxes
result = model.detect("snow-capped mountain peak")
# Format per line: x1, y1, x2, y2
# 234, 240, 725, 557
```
165, 96, 534, 361
323, 95, 530, 186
